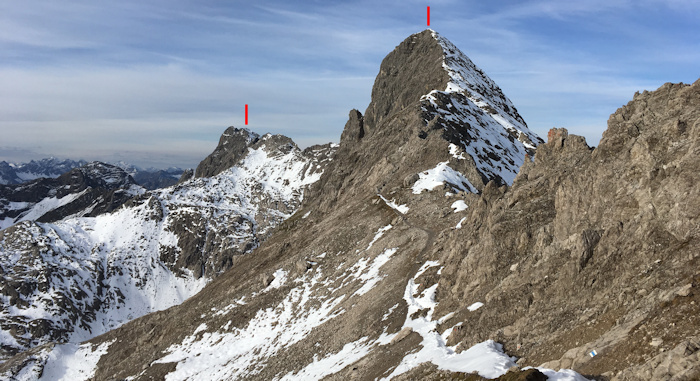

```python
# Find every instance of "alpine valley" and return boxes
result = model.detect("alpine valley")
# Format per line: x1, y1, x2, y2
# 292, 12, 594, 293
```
1, 29, 698, 381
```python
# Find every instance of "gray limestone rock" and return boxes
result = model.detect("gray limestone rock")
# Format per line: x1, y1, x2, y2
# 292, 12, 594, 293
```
194, 127, 260, 178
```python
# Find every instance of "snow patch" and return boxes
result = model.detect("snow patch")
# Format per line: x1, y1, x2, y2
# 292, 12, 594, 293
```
378, 194, 409, 214
16, 189, 88, 223
265, 269, 288, 291
450, 200, 468, 212
467, 302, 484, 312
448, 143, 466, 160
412, 162, 477, 194
39, 340, 114, 381
382, 303, 400, 321
367, 224, 392, 250
383, 260, 587, 380
532, 367, 591, 381
351, 248, 398, 297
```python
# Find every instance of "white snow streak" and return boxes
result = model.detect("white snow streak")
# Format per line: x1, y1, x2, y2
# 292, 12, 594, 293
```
383, 260, 589, 380
155, 270, 346, 380
367, 224, 393, 250
378, 194, 409, 214
352, 248, 398, 297
277, 337, 372, 381
412, 162, 477, 194
265, 269, 288, 291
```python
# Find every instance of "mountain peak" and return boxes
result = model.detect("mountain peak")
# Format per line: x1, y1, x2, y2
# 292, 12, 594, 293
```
362, 30, 450, 134
338, 30, 541, 193
427, 29, 526, 127
419, 30, 542, 184
194, 126, 261, 178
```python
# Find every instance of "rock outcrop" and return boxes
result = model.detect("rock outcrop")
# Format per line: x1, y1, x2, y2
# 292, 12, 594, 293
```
415, 79, 700, 380
194, 127, 260, 178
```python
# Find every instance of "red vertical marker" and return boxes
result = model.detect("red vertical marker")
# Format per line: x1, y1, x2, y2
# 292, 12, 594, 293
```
427, 6, 430, 26
245, 104, 248, 125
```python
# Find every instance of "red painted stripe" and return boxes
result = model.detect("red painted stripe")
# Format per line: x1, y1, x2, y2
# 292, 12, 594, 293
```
245, 104, 248, 125
427, 6, 430, 26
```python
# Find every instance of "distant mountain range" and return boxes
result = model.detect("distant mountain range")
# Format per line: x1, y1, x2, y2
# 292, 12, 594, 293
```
0, 161, 145, 230
0, 158, 185, 190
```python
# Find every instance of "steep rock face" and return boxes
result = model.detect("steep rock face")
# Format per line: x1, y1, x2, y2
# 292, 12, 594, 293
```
362, 30, 450, 134
0, 129, 334, 363
0, 162, 144, 229
429, 79, 700, 380
194, 127, 260, 178
308, 29, 539, 213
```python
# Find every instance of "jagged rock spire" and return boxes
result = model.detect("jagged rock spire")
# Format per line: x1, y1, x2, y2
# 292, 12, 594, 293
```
342, 29, 542, 188
362, 30, 450, 135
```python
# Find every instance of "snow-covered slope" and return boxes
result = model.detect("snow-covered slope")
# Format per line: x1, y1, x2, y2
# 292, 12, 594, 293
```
421, 30, 542, 186
0, 131, 334, 361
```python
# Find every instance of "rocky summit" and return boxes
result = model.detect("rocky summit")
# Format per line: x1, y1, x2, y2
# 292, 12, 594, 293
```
1, 29, 699, 381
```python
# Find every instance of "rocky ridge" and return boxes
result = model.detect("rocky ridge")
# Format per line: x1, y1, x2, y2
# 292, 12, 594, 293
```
113, 162, 185, 190
0, 29, 580, 381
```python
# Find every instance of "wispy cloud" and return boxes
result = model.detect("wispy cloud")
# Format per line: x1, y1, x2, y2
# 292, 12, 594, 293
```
0, 0, 697, 167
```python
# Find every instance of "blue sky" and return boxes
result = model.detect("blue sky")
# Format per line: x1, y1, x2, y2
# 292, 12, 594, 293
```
1, 0, 698, 168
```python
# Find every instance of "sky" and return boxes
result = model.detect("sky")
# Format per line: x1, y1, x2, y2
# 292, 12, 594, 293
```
1, 1, 698, 169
